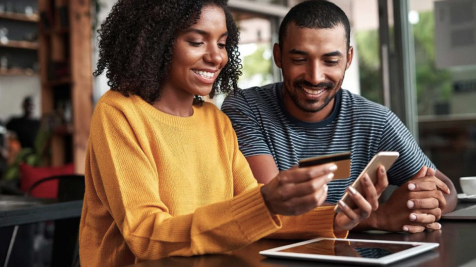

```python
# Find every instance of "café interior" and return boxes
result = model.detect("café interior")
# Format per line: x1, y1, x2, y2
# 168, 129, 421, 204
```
0, 0, 475, 266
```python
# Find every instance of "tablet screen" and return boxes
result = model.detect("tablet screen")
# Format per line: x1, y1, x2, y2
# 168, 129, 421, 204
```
279, 239, 418, 259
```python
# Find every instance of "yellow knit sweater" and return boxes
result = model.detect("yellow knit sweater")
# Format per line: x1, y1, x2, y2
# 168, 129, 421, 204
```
79, 91, 344, 266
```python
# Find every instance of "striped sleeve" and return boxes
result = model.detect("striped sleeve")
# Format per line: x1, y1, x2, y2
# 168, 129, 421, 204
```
379, 110, 436, 186
222, 90, 272, 157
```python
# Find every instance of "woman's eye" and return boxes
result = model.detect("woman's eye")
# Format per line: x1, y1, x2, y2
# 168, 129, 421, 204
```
218, 43, 226, 49
189, 42, 204, 47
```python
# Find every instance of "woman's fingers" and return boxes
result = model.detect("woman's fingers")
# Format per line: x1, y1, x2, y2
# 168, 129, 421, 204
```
285, 186, 328, 215
278, 172, 333, 200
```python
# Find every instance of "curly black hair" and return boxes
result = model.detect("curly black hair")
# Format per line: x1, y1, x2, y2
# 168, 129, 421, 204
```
94, 0, 241, 105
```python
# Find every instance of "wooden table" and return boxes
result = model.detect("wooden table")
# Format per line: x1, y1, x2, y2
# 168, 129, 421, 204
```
129, 205, 476, 267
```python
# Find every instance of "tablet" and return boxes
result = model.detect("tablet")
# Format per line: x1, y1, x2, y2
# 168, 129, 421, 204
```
260, 238, 439, 266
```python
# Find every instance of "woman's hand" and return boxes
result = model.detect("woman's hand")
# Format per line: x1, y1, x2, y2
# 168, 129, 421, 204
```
261, 163, 337, 216
334, 166, 389, 233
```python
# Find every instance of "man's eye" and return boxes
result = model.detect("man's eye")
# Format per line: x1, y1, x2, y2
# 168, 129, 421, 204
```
189, 42, 204, 47
326, 60, 339, 65
292, 59, 306, 63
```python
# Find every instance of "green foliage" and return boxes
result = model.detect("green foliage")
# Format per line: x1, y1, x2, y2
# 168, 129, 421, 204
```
355, 29, 382, 104
355, 11, 453, 115
412, 12, 452, 115
241, 44, 272, 85
2, 125, 51, 181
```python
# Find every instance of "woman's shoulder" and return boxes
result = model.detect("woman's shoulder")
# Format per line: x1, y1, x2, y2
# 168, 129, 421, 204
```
96, 90, 133, 108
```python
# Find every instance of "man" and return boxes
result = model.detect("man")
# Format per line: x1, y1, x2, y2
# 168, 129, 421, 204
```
222, 0, 456, 233
6, 96, 41, 149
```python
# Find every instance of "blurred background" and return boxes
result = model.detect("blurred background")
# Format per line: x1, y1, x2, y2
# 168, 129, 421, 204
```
0, 0, 475, 193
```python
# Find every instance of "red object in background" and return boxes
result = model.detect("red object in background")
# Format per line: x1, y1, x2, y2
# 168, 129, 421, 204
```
20, 163, 75, 198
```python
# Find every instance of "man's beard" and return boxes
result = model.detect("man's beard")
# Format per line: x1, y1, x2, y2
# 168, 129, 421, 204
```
287, 79, 339, 113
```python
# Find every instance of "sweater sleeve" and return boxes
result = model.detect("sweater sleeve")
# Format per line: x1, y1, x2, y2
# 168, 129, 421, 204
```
271, 206, 348, 239
88, 103, 280, 260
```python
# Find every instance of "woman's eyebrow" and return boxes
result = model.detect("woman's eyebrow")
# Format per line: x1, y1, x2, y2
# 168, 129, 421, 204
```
185, 28, 228, 38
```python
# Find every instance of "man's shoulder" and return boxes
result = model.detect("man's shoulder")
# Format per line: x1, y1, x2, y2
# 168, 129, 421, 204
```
341, 90, 389, 116
223, 83, 281, 106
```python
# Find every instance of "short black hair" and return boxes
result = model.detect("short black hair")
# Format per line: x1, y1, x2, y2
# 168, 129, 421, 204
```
22, 96, 33, 107
94, 0, 241, 105
278, 0, 351, 50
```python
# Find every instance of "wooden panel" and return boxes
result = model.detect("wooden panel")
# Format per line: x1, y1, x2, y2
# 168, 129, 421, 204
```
69, 0, 92, 174
0, 41, 38, 50
0, 13, 39, 23
38, 0, 53, 117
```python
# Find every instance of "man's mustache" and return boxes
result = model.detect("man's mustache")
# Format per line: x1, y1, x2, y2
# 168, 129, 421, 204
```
294, 80, 335, 90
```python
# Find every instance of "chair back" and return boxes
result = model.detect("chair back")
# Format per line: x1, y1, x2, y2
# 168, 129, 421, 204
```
26, 174, 85, 200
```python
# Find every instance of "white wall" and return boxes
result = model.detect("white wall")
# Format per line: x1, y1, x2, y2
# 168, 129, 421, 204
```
92, 0, 117, 103
0, 76, 41, 123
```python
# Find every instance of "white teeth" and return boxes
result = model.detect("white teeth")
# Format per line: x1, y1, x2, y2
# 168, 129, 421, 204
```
303, 88, 324, 95
193, 70, 214, 79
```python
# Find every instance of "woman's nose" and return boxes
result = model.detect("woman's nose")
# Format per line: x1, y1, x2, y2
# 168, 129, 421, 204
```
204, 46, 224, 66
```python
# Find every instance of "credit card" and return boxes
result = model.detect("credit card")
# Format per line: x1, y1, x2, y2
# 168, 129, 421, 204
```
298, 152, 351, 180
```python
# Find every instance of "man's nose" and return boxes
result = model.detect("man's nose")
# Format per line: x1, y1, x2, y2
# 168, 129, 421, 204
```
306, 62, 325, 86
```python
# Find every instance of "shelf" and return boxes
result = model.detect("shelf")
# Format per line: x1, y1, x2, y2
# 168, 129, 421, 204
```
53, 124, 74, 135
42, 27, 69, 35
0, 40, 39, 50
0, 68, 38, 76
46, 77, 71, 87
0, 12, 39, 23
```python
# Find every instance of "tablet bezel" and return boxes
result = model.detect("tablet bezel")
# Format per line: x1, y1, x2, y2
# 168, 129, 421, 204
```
259, 238, 439, 266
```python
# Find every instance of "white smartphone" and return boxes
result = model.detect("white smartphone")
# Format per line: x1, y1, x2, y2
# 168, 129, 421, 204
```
334, 151, 399, 213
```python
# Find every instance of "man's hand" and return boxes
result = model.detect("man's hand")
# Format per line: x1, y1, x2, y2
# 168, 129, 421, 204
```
334, 167, 389, 233
261, 163, 336, 216
371, 166, 450, 233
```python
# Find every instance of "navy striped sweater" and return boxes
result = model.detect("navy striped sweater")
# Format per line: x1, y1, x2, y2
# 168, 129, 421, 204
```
222, 82, 435, 203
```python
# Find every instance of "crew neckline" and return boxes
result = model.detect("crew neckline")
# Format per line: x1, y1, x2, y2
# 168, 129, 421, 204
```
130, 94, 203, 128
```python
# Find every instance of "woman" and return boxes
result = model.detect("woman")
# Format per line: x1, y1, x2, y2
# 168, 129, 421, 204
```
79, 0, 386, 266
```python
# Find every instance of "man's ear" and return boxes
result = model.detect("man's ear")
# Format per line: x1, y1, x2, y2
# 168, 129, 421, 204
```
345, 46, 354, 70
273, 43, 282, 69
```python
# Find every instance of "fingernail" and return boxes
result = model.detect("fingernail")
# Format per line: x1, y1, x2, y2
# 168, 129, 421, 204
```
403, 226, 409, 232
324, 185, 328, 192
437, 223, 442, 229
328, 164, 337, 171
338, 200, 346, 207
409, 213, 417, 221
327, 173, 334, 181
362, 175, 368, 184
447, 189, 451, 194
380, 166, 386, 173
348, 186, 357, 195
407, 200, 414, 209
408, 183, 416, 190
